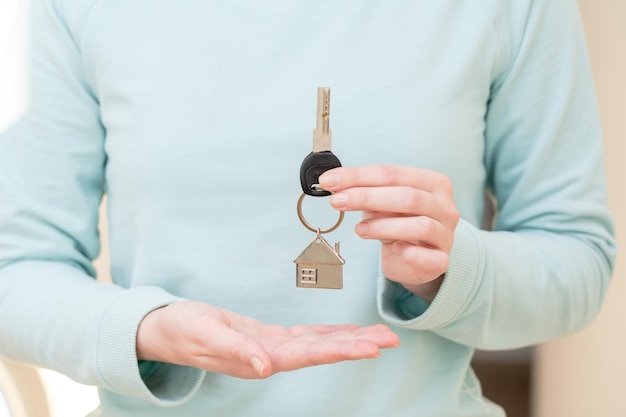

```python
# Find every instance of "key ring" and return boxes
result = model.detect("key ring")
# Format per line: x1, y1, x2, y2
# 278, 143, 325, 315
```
297, 193, 344, 234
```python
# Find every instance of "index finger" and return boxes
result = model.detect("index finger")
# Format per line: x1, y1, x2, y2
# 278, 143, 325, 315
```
318, 165, 442, 193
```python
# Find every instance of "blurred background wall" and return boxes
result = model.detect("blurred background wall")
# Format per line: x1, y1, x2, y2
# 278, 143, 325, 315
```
533, 1, 626, 416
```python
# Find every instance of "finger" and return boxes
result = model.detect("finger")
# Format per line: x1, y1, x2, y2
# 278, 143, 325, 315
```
381, 242, 450, 285
273, 325, 400, 372
270, 337, 387, 373
288, 324, 361, 337
330, 186, 440, 217
319, 165, 445, 193
271, 340, 383, 373
355, 216, 453, 251
197, 325, 272, 378
349, 324, 401, 348
193, 355, 271, 380
290, 324, 400, 349
252, 324, 401, 375
361, 211, 405, 221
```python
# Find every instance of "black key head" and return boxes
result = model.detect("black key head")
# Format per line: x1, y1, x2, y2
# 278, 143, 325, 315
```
299, 151, 342, 196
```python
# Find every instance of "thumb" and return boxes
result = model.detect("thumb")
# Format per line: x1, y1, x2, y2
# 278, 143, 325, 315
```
209, 326, 272, 378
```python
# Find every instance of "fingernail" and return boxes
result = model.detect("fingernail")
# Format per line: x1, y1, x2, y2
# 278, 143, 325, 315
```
250, 357, 265, 377
319, 172, 338, 188
330, 192, 348, 207
355, 223, 369, 237
370, 351, 381, 359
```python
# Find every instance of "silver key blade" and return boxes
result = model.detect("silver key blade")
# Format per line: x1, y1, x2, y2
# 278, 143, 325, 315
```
312, 87, 332, 152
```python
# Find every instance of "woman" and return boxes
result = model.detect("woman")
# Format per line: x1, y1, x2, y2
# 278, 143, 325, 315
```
0, 0, 616, 415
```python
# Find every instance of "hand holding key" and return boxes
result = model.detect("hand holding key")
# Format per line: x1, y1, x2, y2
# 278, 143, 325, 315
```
136, 301, 400, 379
319, 165, 461, 302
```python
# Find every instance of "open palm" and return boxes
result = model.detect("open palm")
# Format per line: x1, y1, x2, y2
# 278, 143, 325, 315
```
137, 301, 400, 379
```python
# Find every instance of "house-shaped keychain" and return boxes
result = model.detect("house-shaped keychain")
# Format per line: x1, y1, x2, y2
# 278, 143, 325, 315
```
294, 233, 345, 289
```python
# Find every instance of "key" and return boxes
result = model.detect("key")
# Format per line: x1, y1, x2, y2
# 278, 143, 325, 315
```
294, 87, 345, 289
299, 87, 342, 197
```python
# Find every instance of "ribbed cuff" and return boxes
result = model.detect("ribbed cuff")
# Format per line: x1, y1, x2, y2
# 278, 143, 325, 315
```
95, 286, 205, 406
377, 219, 483, 329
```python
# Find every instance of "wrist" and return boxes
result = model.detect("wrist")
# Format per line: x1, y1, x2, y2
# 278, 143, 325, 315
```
136, 305, 167, 362
402, 274, 444, 304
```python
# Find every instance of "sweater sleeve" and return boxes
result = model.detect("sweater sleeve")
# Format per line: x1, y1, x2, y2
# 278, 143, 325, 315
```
378, 0, 617, 349
0, 0, 204, 405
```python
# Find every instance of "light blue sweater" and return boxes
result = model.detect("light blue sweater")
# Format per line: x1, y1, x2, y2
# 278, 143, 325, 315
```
0, 0, 616, 416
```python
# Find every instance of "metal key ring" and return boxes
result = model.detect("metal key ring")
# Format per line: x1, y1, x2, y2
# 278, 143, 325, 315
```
297, 193, 345, 234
